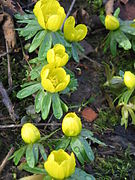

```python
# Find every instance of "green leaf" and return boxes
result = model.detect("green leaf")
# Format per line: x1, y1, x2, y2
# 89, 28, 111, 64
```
70, 137, 87, 164
72, 43, 79, 62
79, 136, 94, 162
104, 33, 111, 53
35, 90, 45, 113
38, 144, 47, 161
55, 136, 71, 150
121, 106, 128, 128
15, 12, 35, 20
69, 168, 95, 180
41, 92, 52, 120
52, 93, 63, 119
29, 30, 47, 53
99, 14, 105, 25
113, 7, 120, 18
114, 30, 131, 50
17, 83, 41, 99
132, 39, 135, 51
30, 64, 44, 80
110, 32, 117, 56
60, 100, 68, 112
12, 146, 26, 165
21, 163, 46, 174
81, 128, 93, 138
53, 32, 71, 47
21, 81, 38, 88
74, 42, 84, 53
128, 108, 135, 125
26, 144, 35, 168
33, 143, 39, 164
120, 20, 135, 36
38, 32, 52, 59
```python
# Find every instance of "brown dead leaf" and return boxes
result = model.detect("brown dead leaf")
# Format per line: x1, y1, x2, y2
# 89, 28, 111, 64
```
2, 13, 16, 48
0, 14, 4, 23
120, 0, 129, 5
105, 0, 115, 15
115, 0, 135, 20
1, 0, 23, 15
72, 8, 89, 26
81, 107, 98, 122
19, 175, 44, 180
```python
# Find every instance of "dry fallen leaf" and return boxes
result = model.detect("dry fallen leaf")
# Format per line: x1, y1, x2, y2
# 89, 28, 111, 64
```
81, 107, 98, 122
1, 0, 23, 15
2, 13, 16, 48
19, 175, 44, 180
120, 0, 129, 5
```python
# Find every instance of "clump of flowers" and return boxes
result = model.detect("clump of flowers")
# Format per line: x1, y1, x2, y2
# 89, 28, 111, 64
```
64, 16, 88, 42
44, 149, 76, 179
47, 44, 69, 67
62, 112, 82, 136
101, 8, 135, 56
105, 15, 120, 31
21, 123, 40, 144
104, 64, 135, 128
124, 71, 135, 89
33, 0, 66, 31
41, 64, 70, 93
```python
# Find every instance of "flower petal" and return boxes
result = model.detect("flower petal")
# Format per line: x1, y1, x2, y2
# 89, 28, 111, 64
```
74, 24, 88, 41
47, 49, 55, 64
41, 79, 55, 93
47, 15, 61, 32
33, 1, 46, 29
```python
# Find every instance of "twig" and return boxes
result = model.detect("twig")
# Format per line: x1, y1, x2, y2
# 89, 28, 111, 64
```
0, 82, 18, 122
0, 50, 12, 59
0, 123, 61, 129
6, 41, 12, 89
61, 0, 76, 30
105, 0, 115, 15
0, 147, 14, 174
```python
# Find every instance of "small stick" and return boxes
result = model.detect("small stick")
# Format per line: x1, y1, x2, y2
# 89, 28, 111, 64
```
0, 123, 61, 129
61, 0, 76, 30
0, 82, 18, 121
0, 50, 12, 59
6, 41, 12, 89
105, 0, 115, 15
0, 147, 14, 174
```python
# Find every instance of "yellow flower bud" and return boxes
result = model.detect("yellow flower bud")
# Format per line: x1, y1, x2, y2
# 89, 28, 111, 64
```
124, 71, 135, 89
64, 16, 87, 42
47, 44, 69, 67
41, 64, 70, 93
62, 112, 82, 137
21, 123, 40, 144
105, 15, 120, 31
44, 149, 76, 179
33, 0, 66, 32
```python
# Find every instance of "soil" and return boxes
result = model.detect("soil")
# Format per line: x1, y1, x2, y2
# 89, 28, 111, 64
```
0, 0, 135, 180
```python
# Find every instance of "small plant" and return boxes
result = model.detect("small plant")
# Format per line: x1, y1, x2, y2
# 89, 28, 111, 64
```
100, 8, 135, 56
104, 63, 135, 128
56, 112, 106, 164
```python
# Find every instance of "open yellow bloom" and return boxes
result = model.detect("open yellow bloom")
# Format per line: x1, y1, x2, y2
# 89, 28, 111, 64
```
33, 0, 66, 31
21, 123, 40, 144
47, 44, 69, 67
62, 112, 82, 137
64, 16, 87, 42
124, 71, 135, 89
41, 64, 70, 93
105, 15, 120, 31
44, 149, 76, 179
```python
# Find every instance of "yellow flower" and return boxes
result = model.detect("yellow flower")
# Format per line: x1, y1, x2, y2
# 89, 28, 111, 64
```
47, 44, 69, 67
62, 112, 82, 137
44, 149, 76, 179
105, 15, 120, 31
64, 16, 87, 42
33, 0, 66, 32
124, 71, 135, 89
21, 123, 40, 144
41, 64, 70, 93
